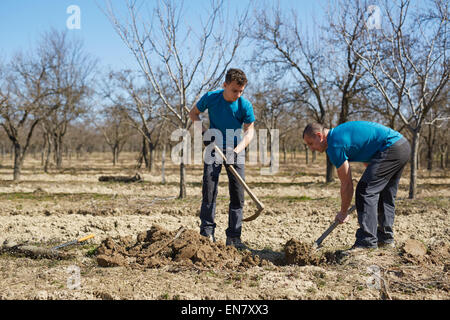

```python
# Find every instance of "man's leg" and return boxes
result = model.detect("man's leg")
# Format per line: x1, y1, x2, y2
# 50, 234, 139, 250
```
355, 138, 410, 248
355, 178, 381, 248
224, 162, 245, 239
199, 161, 222, 238
377, 169, 402, 244
377, 139, 411, 244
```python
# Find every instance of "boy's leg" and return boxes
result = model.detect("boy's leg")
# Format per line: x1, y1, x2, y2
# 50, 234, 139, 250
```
224, 162, 245, 238
199, 161, 222, 237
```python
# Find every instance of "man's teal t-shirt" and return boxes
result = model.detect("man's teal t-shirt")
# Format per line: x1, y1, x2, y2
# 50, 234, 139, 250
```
197, 89, 255, 149
326, 121, 403, 168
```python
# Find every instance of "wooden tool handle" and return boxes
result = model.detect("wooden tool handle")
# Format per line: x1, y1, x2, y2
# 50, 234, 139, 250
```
314, 205, 356, 248
78, 234, 95, 243
213, 145, 264, 211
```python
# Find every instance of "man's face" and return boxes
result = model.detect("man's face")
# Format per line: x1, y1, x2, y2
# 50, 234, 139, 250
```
303, 132, 326, 153
223, 80, 245, 102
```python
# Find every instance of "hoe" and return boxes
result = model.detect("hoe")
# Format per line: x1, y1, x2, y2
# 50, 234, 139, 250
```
313, 205, 356, 249
213, 145, 265, 222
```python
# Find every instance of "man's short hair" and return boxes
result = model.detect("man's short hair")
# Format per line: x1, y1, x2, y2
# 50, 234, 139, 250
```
303, 123, 325, 139
225, 68, 248, 86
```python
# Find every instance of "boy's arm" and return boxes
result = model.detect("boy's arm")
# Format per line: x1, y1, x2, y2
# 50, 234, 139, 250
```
189, 105, 207, 133
234, 122, 255, 154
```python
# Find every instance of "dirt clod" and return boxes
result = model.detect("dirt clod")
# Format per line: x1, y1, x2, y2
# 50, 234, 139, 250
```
401, 239, 450, 266
403, 239, 427, 257
284, 239, 327, 266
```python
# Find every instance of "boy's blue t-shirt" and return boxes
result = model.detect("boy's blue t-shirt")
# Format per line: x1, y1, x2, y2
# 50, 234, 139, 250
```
197, 89, 255, 149
326, 121, 403, 169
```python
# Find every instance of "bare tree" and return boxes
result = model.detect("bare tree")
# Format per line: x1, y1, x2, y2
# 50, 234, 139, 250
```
96, 104, 133, 166
39, 29, 96, 170
422, 85, 450, 171
343, 0, 449, 198
437, 125, 449, 169
104, 70, 166, 172
0, 54, 52, 181
326, 0, 372, 124
252, 3, 338, 181
104, 0, 249, 198
250, 82, 302, 165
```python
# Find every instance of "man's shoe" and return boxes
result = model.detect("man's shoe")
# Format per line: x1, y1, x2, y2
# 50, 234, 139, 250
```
226, 237, 247, 250
338, 245, 374, 258
378, 241, 395, 249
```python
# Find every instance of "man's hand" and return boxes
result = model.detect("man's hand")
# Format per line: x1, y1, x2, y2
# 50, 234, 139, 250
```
335, 211, 350, 224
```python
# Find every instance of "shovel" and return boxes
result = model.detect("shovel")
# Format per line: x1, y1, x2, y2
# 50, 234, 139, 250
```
312, 205, 356, 249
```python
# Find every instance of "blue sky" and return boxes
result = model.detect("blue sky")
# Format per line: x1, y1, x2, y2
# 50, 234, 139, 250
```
0, 0, 325, 71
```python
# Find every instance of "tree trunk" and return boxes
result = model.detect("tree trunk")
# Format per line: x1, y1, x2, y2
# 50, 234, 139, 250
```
409, 130, 420, 199
43, 132, 52, 173
41, 137, 46, 167
44, 139, 52, 173
179, 162, 186, 199
326, 154, 335, 183
112, 145, 118, 166
304, 144, 309, 164
440, 144, 447, 169
13, 143, 23, 182
54, 135, 63, 170
162, 143, 166, 184
427, 145, 433, 171
149, 146, 155, 173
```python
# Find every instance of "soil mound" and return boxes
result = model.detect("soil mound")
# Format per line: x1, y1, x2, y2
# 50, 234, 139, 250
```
284, 239, 327, 266
401, 239, 450, 266
95, 225, 265, 270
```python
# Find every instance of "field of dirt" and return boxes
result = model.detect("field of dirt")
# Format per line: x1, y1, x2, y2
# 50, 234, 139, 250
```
0, 152, 448, 300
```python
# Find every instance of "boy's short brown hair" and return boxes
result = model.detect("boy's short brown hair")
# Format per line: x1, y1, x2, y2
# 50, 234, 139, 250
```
225, 68, 248, 86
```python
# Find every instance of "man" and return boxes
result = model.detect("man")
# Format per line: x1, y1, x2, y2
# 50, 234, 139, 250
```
303, 121, 411, 252
189, 68, 255, 249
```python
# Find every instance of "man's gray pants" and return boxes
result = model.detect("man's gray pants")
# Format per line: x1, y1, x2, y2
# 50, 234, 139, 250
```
355, 138, 411, 248
200, 152, 245, 239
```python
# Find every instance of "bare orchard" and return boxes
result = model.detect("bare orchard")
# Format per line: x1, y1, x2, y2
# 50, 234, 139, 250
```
0, 152, 448, 300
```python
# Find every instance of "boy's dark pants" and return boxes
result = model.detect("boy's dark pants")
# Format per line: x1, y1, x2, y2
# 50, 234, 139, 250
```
355, 138, 411, 248
200, 153, 245, 239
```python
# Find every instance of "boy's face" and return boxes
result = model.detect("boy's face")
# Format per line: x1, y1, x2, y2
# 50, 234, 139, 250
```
223, 80, 245, 102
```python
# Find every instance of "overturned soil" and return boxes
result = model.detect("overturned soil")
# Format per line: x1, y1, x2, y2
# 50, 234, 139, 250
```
400, 239, 450, 266
95, 226, 341, 271
284, 239, 327, 266
96, 225, 268, 271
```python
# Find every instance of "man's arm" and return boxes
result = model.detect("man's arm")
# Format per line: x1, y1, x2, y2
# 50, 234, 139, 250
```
234, 122, 255, 154
335, 160, 354, 223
